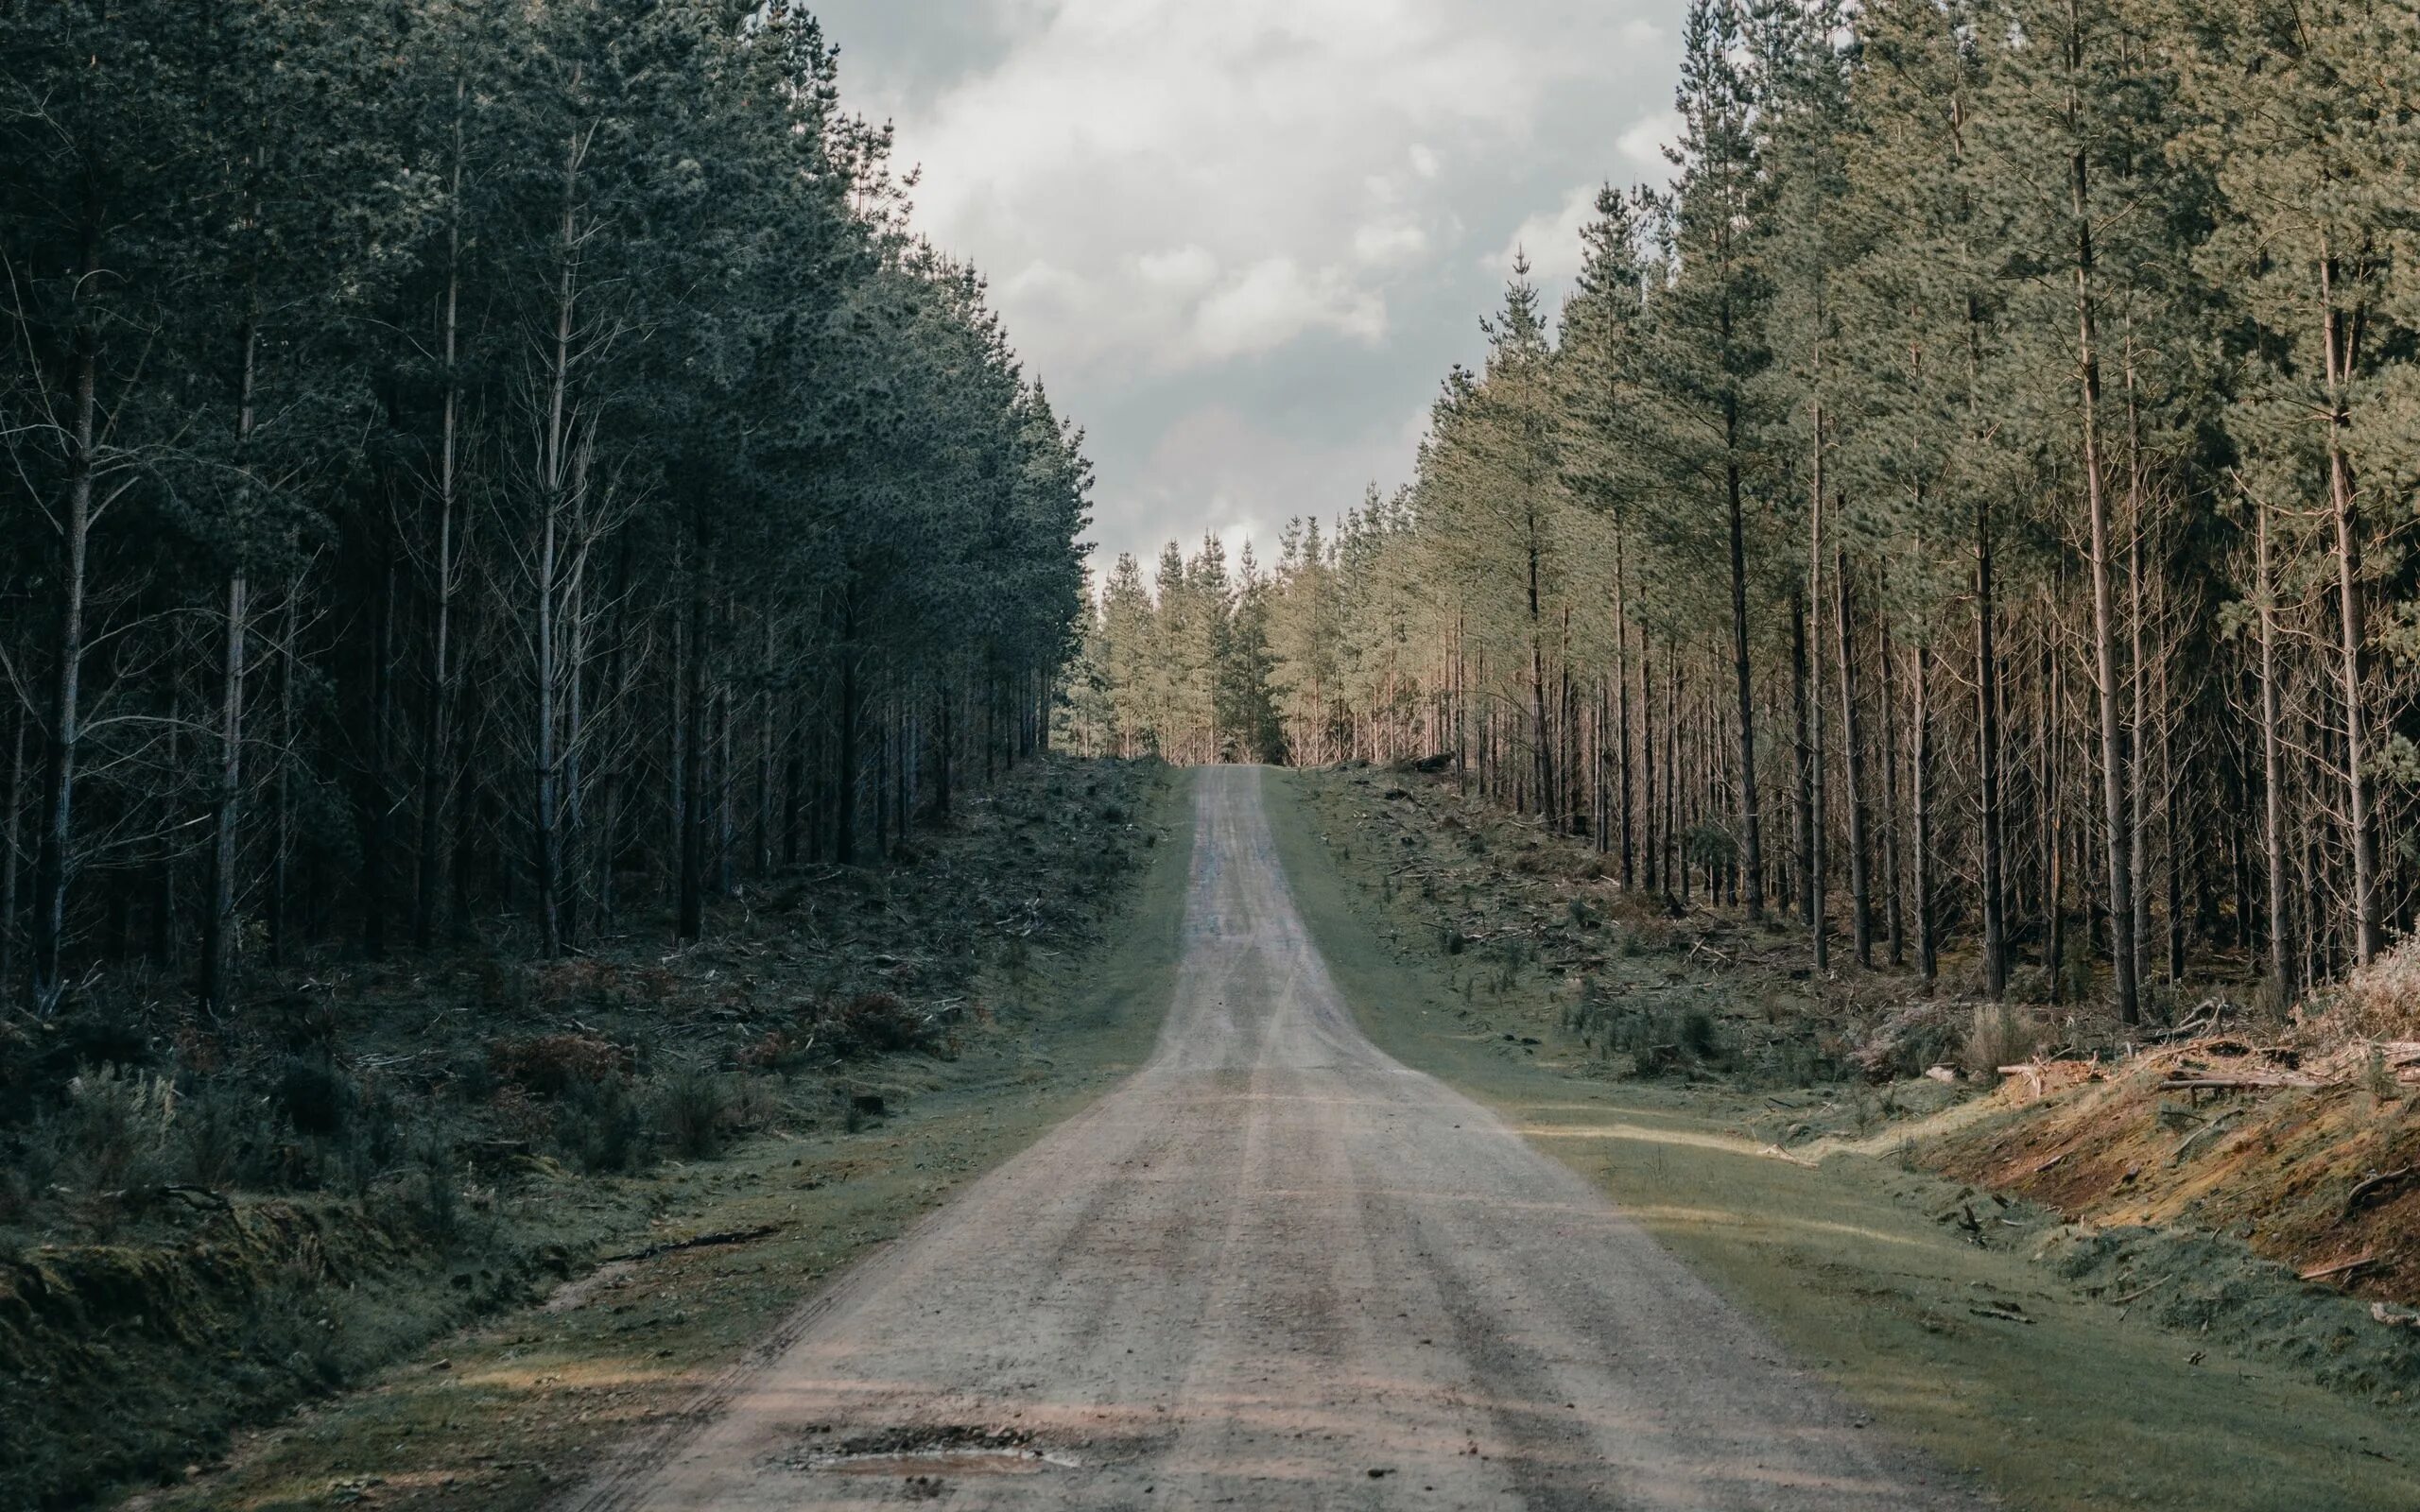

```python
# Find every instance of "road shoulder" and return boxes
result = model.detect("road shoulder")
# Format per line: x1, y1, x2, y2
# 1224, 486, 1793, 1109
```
1266, 766, 2418, 1512
124, 767, 1199, 1512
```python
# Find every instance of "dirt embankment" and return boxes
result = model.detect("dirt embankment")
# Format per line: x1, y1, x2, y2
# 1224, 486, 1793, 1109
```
1931, 1038, 2420, 1374
2, 756, 1180, 1512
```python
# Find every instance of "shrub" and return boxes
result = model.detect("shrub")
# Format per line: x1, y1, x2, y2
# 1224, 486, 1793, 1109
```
655, 1067, 733, 1160
555, 1074, 648, 1173
60, 1064, 181, 1193
2325, 936, 2420, 1040
1960, 1004, 2041, 1080
488, 1034, 631, 1097
275, 1055, 355, 1137
173, 1078, 255, 1190
824, 992, 934, 1057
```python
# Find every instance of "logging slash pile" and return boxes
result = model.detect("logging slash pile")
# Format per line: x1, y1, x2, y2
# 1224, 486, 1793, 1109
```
0, 754, 1169, 1510
1937, 1021, 2420, 1321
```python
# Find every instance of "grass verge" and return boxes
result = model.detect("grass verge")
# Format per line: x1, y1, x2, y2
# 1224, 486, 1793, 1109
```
77, 764, 1195, 1512
1267, 765, 2419, 1512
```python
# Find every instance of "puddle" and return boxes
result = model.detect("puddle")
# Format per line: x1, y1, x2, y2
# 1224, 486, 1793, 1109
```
793, 1426, 1081, 1477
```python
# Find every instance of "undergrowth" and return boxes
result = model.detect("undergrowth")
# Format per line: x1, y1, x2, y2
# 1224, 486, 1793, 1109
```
0, 754, 1170, 1510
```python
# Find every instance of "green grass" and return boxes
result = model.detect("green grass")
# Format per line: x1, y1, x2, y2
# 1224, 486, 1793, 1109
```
1267, 766, 2418, 1512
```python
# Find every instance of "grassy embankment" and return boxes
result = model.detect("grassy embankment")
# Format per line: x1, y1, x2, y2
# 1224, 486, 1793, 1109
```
1267, 765, 2418, 1512
3, 760, 1194, 1512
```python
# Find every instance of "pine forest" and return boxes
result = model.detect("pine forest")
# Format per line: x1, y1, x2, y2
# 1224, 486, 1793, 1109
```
1064, 0, 2420, 1024
1, 1, 1089, 1015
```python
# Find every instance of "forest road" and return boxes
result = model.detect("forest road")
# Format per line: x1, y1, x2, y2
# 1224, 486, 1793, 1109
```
563, 765, 1977, 1511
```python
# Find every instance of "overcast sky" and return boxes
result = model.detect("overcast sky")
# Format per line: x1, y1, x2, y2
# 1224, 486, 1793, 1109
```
807, 0, 1686, 577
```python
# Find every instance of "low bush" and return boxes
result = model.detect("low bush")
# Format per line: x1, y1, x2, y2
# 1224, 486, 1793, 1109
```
2321, 936, 2420, 1041
655, 1066, 734, 1160
489, 1034, 633, 1096
822, 991, 936, 1057
1960, 1003, 2042, 1079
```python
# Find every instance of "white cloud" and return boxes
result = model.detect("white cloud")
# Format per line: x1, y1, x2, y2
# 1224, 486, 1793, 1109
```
812, 0, 1682, 565
1135, 244, 1219, 292
1493, 183, 1600, 280
1353, 221, 1429, 266
1192, 259, 1387, 361
1617, 109, 1684, 178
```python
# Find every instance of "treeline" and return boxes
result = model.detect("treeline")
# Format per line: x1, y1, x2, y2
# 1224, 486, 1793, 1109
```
1064, 0, 2420, 1023
1, 1, 1089, 1020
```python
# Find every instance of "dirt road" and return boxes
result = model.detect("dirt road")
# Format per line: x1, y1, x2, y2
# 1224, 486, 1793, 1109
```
565, 767, 1973, 1509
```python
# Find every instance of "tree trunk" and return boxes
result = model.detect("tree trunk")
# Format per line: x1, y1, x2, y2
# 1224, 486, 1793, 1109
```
1911, 638, 1937, 987
677, 542, 710, 939
414, 83, 467, 952
1726, 455, 1763, 919
28, 300, 95, 1020
1615, 534, 1634, 887
1, 709, 22, 994
1973, 492, 2009, 998
1836, 550, 1872, 967
199, 573, 249, 1016
2068, 104, 2138, 1023
2256, 486, 2292, 997
1642, 640, 1659, 895
2319, 253, 2378, 965
1793, 587, 1824, 967
1879, 614, 1905, 966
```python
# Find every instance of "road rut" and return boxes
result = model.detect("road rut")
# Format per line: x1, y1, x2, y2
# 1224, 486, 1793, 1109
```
565, 766, 1975, 1509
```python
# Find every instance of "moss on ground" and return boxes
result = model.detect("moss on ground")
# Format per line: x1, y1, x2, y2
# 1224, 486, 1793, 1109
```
1270, 765, 2420, 1512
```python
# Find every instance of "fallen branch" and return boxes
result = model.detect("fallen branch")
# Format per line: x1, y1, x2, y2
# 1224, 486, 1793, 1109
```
2345, 1166, 2414, 1214
603, 1222, 786, 1264
2157, 1073, 2319, 1092
2170, 1109, 2243, 1165
2298, 1253, 2377, 1283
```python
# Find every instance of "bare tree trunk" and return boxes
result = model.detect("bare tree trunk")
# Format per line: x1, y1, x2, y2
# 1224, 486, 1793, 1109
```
2067, 87, 2138, 1023
268, 586, 299, 965
1615, 533, 1634, 887
677, 542, 710, 938
1642, 640, 1659, 895
1974, 492, 2009, 998
1793, 587, 1824, 967
1836, 550, 1872, 967
2319, 252, 2378, 965
1666, 653, 1681, 902
199, 573, 249, 1016
2255, 486, 2292, 997
2047, 622, 2068, 1001
2124, 348, 2152, 1005
1911, 636, 1937, 987
1726, 454, 1763, 919
201, 276, 262, 1016
833, 613, 859, 868
362, 557, 395, 959
415, 84, 468, 952
531, 110, 588, 961
1529, 536, 1550, 828
29, 293, 92, 1019
1, 708, 22, 993
1879, 614, 1905, 966
1805, 397, 1828, 962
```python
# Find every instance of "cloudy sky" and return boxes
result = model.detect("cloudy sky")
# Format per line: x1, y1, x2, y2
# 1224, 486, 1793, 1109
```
807, 0, 1686, 575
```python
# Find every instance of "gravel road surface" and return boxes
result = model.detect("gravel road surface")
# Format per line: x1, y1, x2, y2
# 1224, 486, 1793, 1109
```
564, 765, 1974, 1510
